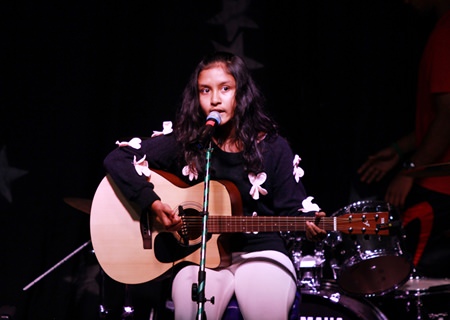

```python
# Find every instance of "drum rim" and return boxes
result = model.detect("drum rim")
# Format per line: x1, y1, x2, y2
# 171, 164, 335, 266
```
335, 256, 412, 297
395, 277, 450, 297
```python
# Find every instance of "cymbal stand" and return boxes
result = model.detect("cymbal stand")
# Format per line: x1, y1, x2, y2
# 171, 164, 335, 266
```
121, 284, 134, 320
192, 143, 215, 320
23, 240, 92, 291
98, 268, 109, 319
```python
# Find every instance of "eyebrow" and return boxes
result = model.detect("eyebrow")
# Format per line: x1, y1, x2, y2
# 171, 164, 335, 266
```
198, 80, 234, 87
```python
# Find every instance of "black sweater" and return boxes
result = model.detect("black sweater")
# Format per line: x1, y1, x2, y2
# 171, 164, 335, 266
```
103, 132, 311, 256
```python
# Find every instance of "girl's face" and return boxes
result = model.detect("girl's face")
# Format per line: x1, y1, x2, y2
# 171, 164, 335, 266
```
198, 64, 237, 126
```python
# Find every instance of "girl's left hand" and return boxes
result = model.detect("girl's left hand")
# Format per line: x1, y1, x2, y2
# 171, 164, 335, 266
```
306, 211, 327, 241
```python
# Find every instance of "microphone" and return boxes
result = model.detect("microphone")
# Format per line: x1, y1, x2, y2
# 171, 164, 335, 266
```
205, 111, 221, 127
197, 111, 221, 149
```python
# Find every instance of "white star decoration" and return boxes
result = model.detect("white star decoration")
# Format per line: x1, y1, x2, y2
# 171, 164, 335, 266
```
0, 146, 28, 203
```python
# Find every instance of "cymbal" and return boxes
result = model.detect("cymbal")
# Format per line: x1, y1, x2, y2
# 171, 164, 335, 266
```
64, 197, 92, 214
403, 162, 450, 178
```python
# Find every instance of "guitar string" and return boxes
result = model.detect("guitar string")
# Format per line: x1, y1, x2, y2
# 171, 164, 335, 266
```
177, 216, 387, 232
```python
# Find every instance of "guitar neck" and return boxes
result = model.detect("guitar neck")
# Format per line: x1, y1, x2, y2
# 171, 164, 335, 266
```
183, 213, 390, 235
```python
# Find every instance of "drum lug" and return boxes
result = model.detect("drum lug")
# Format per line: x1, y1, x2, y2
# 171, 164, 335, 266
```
323, 231, 342, 248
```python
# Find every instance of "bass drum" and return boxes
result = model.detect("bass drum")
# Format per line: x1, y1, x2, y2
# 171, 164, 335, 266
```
299, 281, 388, 320
329, 200, 412, 296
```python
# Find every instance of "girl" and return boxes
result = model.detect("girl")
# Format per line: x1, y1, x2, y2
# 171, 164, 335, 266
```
104, 51, 326, 319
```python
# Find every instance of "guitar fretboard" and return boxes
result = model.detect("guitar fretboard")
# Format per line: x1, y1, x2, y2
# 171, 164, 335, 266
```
181, 213, 390, 235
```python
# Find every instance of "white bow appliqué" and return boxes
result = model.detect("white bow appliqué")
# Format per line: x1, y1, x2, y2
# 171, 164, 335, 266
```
116, 137, 142, 149
133, 155, 151, 177
299, 196, 321, 212
151, 121, 173, 137
182, 165, 199, 181
293, 154, 304, 183
248, 172, 268, 200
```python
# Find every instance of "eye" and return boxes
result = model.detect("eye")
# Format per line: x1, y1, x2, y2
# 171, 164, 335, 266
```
199, 87, 210, 94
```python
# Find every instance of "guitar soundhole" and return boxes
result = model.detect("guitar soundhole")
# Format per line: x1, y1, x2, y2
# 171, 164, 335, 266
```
177, 206, 203, 242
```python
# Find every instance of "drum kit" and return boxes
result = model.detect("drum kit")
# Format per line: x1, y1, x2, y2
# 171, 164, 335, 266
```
284, 197, 450, 320
282, 162, 450, 320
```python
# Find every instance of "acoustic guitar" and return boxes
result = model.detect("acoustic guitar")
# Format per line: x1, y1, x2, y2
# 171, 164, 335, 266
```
90, 170, 392, 284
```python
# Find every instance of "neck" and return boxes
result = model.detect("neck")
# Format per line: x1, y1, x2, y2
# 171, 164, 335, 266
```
213, 138, 241, 153
213, 122, 242, 152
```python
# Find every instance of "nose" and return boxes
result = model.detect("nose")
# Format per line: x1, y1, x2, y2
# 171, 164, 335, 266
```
211, 90, 221, 105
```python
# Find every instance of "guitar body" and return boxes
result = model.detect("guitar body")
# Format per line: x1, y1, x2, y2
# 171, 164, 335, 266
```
90, 171, 238, 284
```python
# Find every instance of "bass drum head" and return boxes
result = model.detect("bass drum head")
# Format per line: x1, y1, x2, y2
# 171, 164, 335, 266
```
330, 200, 412, 296
299, 281, 388, 320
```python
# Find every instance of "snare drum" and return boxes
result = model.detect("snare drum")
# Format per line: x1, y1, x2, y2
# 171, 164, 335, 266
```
330, 200, 412, 296
299, 281, 388, 320
372, 277, 450, 319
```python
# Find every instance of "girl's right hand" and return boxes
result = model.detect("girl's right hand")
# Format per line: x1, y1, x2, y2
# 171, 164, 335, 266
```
150, 200, 182, 231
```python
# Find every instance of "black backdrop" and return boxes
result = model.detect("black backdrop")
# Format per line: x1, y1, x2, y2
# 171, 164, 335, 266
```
0, 0, 433, 319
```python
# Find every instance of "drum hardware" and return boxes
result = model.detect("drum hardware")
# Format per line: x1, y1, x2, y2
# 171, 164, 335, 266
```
22, 198, 136, 319
295, 249, 326, 290
399, 276, 450, 320
370, 276, 450, 319
287, 234, 327, 290
22, 198, 94, 290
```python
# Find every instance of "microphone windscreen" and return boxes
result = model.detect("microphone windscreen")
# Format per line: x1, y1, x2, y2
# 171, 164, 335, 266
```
206, 111, 221, 125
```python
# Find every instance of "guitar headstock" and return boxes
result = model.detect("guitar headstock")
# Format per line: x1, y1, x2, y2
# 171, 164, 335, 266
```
336, 211, 393, 236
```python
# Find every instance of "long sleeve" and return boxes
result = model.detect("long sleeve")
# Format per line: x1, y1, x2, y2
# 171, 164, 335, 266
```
103, 134, 180, 210
264, 136, 309, 216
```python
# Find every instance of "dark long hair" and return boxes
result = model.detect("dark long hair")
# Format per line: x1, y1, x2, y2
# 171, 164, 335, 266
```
174, 51, 278, 174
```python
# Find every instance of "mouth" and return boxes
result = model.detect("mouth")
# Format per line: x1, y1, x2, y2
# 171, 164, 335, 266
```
210, 110, 225, 117
215, 111, 225, 121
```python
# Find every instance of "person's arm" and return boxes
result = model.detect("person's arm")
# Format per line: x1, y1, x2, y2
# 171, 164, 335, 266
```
384, 94, 450, 207
357, 131, 415, 184
409, 92, 450, 167
103, 134, 178, 210
392, 131, 416, 160
103, 133, 183, 230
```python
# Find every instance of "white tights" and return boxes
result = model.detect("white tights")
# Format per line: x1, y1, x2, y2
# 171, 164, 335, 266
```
171, 250, 297, 320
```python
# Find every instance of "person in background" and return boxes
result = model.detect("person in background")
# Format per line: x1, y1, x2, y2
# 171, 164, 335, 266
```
358, 0, 450, 278
103, 51, 327, 319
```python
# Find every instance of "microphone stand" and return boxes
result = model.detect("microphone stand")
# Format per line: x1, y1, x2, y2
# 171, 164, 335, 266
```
192, 141, 215, 320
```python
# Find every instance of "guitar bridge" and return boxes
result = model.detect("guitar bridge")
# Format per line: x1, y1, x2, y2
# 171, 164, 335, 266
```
178, 206, 190, 246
